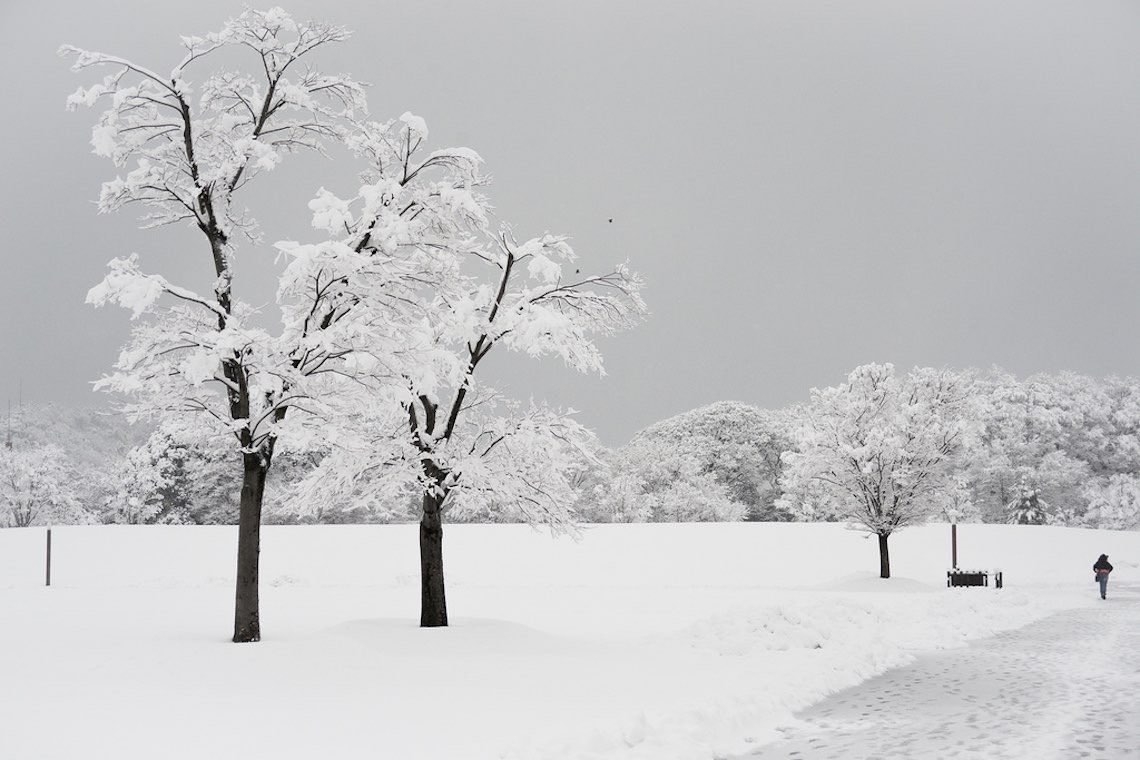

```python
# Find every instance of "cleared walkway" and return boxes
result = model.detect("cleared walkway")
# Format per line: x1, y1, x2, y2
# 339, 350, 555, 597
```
741, 583, 1140, 759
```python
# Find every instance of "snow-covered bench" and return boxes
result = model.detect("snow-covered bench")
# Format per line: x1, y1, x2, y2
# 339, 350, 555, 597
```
947, 569, 1003, 589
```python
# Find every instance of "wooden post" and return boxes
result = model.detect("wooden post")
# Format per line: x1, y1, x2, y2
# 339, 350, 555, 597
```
45, 526, 52, 587
951, 523, 958, 570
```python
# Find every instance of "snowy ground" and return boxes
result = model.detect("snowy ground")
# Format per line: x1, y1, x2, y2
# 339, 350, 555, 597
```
0, 522, 1134, 760
740, 582, 1140, 759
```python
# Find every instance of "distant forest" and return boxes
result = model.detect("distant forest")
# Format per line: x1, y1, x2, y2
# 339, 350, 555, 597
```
3, 366, 1139, 531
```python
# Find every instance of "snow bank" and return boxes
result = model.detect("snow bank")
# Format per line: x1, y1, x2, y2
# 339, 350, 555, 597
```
0, 522, 1132, 759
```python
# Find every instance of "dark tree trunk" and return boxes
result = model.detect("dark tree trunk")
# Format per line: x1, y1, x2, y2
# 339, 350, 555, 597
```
233, 454, 268, 643
878, 532, 891, 579
419, 490, 448, 627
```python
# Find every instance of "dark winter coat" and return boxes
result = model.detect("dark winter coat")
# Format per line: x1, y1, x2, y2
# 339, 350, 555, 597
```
1093, 555, 1113, 577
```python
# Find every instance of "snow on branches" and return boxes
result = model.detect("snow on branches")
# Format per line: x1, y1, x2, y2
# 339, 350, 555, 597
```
66, 8, 646, 631
779, 364, 973, 540
0, 445, 89, 528
64, 8, 381, 641
61, 7, 364, 240
280, 111, 646, 531
1081, 474, 1140, 531
66, 8, 384, 459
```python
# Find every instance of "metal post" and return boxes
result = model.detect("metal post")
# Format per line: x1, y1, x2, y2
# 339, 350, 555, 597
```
45, 527, 52, 587
951, 523, 958, 570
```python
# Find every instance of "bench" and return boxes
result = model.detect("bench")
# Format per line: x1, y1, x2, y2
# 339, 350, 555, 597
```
947, 569, 1003, 589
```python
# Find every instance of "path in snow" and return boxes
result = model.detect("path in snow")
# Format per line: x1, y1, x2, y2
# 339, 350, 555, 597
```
738, 583, 1140, 760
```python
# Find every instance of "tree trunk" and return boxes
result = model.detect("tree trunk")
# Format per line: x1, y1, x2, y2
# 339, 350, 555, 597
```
233, 454, 268, 643
419, 490, 448, 627
878, 532, 891, 579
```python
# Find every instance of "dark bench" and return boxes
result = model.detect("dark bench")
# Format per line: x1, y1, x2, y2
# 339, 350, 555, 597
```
947, 569, 1003, 589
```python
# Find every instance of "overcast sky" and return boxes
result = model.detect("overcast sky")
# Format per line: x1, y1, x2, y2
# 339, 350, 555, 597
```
2, 0, 1138, 445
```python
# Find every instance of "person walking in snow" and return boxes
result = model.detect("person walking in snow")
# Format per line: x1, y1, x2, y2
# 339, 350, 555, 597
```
1093, 554, 1113, 600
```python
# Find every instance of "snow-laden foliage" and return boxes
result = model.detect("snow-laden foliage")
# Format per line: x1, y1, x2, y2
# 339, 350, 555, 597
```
63, 8, 451, 640
0, 403, 148, 526
0, 445, 90, 528
779, 364, 972, 546
110, 442, 178, 525
272, 111, 645, 625
577, 467, 657, 523
425, 403, 601, 527
1079, 474, 1140, 531
64, 9, 382, 461
577, 437, 743, 523
625, 401, 795, 521
283, 112, 646, 538
1006, 479, 1048, 526
61, 8, 363, 238
107, 415, 337, 525
592, 370, 1140, 530
108, 417, 240, 524
931, 476, 982, 524
958, 370, 1138, 526
65, 9, 646, 632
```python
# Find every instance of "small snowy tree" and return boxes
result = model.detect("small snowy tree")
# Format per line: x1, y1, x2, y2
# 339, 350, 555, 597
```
933, 476, 981, 524
779, 364, 970, 578
1006, 479, 1047, 525
587, 473, 656, 523
109, 444, 170, 525
0, 445, 88, 528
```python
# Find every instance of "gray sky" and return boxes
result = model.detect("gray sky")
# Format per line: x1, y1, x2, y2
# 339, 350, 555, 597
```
2, 0, 1139, 445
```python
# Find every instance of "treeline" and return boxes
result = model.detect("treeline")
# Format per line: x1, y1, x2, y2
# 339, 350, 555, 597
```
3, 366, 1139, 530
579, 368, 1140, 530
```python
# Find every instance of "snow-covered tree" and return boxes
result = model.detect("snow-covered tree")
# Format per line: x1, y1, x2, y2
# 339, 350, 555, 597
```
110, 444, 173, 525
581, 471, 656, 523
0, 445, 88, 528
961, 370, 1109, 524
405, 246, 642, 625
108, 417, 245, 525
611, 436, 743, 522
932, 476, 982, 524
280, 111, 646, 626
2, 403, 149, 523
628, 401, 795, 520
63, 8, 376, 642
1006, 478, 1048, 525
1102, 376, 1140, 475
779, 364, 971, 578
67, 7, 640, 636
1080, 474, 1140, 530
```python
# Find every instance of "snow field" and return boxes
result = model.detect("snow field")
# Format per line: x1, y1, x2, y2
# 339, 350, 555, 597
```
0, 522, 1133, 759
744, 593, 1140, 758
